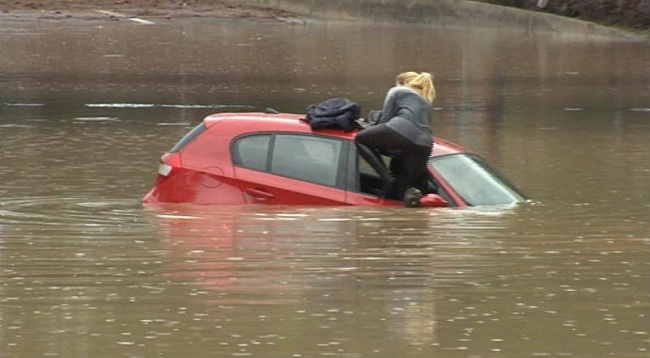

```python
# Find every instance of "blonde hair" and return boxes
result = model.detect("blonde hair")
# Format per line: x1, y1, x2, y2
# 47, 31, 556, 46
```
405, 72, 435, 103
395, 71, 418, 86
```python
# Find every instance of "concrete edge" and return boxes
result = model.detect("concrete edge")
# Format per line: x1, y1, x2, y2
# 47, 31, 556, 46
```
229, 0, 647, 42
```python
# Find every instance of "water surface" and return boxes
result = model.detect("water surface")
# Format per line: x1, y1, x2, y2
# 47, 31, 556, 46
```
1, 20, 649, 358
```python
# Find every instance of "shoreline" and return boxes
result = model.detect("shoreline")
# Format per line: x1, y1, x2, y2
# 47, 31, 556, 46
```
0, 1, 305, 24
0, 0, 645, 41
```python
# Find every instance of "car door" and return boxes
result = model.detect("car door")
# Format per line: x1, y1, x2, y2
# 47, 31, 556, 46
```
342, 144, 458, 207
341, 144, 402, 206
232, 133, 349, 205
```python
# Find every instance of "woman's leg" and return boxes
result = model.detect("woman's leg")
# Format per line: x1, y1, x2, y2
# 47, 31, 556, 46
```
355, 142, 394, 198
355, 123, 404, 151
356, 126, 431, 202
402, 145, 432, 192
400, 147, 431, 207
354, 125, 400, 198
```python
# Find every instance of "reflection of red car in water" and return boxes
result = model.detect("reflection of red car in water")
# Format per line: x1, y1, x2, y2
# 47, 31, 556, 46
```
147, 205, 356, 297
142, 112, 527, 208
150, 205, 269, 291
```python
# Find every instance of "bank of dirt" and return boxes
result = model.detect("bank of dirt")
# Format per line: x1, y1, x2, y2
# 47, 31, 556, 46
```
0, 0, 644, 40
0, 0, 303, 23
479, 0, 649, 31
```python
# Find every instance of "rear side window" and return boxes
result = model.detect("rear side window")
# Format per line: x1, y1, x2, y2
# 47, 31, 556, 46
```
232, 134, 271, 171
232, 133, 344, 187
170, 123, 207, 153
271, 135, 342, 187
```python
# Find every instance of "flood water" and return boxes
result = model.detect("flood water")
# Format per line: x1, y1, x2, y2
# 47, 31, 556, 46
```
1, 19, 649, 358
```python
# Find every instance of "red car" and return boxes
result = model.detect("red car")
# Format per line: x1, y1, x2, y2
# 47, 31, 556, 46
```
142, 112, 527, 208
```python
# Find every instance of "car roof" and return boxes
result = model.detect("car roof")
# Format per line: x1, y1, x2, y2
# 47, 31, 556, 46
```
203, 112, 468, 157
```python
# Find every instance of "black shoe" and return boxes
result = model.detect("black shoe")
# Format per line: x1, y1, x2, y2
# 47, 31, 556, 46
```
403, 188, 423, 208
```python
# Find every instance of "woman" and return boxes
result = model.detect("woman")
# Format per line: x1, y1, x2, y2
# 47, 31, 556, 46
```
355, 71, 436, 207
395, 71, 418, 86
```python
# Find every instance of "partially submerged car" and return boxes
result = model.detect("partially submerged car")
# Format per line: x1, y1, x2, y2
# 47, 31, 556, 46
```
142, 112, 527, 208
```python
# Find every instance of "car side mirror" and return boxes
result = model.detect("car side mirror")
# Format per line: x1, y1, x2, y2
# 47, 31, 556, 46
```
419, 193, 448, 208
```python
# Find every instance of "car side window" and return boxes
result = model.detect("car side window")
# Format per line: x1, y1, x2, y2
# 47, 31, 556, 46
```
233, 133, 344, 188
271, 134, 343, 187
232, 134, 271, 171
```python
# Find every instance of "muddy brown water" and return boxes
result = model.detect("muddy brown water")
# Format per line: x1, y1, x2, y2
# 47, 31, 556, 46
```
1, 20, 649, 357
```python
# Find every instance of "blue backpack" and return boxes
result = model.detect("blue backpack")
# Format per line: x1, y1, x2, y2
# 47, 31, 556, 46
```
304, 97, 362, 131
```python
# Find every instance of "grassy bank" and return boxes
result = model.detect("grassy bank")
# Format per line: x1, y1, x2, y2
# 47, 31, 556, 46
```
477, 0, 649, 30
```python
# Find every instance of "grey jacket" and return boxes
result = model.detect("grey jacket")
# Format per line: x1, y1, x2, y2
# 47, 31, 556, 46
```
377, 86, 433, 147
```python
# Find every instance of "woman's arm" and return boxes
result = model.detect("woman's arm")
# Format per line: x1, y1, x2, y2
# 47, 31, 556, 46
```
377, 87, 400, 124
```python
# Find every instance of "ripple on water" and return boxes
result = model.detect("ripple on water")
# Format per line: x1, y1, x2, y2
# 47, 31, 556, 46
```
2, 201, 648, 357
0, 196, 142, 227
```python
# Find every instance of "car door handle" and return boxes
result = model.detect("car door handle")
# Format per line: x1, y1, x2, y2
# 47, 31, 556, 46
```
244, 188, 275, 199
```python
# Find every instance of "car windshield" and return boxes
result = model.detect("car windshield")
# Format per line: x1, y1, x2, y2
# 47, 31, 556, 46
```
429, 154, 527, 206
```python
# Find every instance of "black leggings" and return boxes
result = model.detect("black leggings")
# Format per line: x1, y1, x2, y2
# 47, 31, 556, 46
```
355, 123, 432, 198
